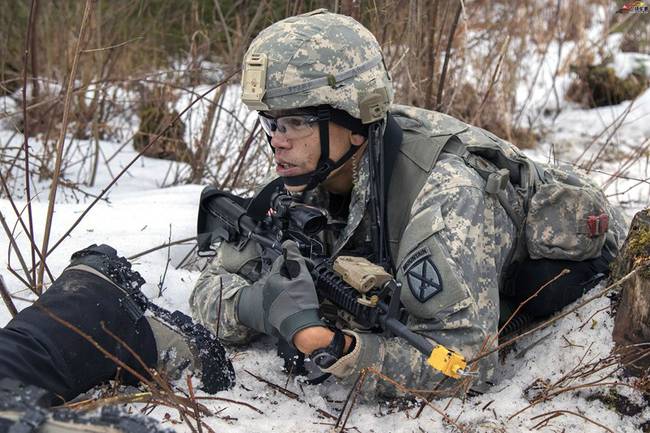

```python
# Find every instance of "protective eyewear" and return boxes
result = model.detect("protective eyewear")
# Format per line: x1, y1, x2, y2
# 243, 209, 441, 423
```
258, 113, 319, 139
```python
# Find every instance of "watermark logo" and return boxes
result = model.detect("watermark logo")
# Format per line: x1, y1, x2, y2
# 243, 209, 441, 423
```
616, 0, 649, 13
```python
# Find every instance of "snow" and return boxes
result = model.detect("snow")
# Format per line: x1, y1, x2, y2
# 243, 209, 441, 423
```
1, 44, 649, 433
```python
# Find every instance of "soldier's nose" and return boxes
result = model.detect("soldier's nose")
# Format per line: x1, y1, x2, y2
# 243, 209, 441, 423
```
270, 133, 291, 149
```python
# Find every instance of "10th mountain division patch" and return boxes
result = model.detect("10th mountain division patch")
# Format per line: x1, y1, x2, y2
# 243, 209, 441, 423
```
402, 246, 443, 303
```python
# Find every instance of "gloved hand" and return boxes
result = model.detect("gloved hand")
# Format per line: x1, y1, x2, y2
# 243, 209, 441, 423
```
237, 240, 323, 345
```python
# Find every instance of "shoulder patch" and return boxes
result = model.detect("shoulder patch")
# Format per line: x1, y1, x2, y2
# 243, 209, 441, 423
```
402, 246, 443, 303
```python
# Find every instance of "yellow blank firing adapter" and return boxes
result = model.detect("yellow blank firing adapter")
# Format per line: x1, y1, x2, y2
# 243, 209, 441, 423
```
427, 345, 467, 379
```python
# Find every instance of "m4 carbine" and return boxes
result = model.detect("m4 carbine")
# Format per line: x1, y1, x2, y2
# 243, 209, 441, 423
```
196, 185, 468, 379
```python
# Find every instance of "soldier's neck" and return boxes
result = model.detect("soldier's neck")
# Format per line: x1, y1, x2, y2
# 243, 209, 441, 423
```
322, 144, 366, 194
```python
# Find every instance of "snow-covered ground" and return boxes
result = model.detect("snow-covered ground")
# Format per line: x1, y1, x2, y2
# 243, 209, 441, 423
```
1, 41, 649, 433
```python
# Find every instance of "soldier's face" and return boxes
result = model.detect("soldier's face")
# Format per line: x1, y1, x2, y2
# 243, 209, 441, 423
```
268, 116, 364, 192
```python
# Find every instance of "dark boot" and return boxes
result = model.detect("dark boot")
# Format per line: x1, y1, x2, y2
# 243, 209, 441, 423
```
0, 244, 234, 402
0, 378, 171, 433
146, 302, 235, 394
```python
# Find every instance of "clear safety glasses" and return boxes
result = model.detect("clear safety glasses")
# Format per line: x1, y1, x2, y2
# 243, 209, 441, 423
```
258, 113, 319, 139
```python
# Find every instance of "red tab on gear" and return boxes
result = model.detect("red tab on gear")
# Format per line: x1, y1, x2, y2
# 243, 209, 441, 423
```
587, 213, 609, 237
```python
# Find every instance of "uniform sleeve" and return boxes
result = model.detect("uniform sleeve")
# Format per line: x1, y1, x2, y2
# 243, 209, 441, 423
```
323, 156, 515, 399
189, 239, 264, 344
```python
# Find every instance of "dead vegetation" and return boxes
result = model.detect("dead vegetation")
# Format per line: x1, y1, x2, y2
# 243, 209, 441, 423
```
567, 62, 649, 107
133, 85, 190, 163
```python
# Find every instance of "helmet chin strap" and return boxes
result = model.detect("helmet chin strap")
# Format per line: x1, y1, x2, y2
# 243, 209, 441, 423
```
282, 106, 361, 192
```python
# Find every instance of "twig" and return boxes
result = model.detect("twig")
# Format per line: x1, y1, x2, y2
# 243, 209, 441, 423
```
61, 392, 153, 411
175, 245, 197, 270
435, 1, 462, 111
216, 278, 223, 338
128, 236, 196, 260
157, 225, 173, 297
471, 35, 511, 124
0, 170, 52, 288
244, 369, 298, 399
499, 269, 570, 337
509, 357, 634, 420
577, 306, 609, 331
100, 323, 209, 433
212, 0, 233, 55
428, 269, 572, 414
22, 0, 39, 288
82, 36, 143, 53
363, 368, 468, 432
573, 101, 638, 166
603, 137, 650, 190
414, 375, 452, 418
530, 410, 615, 433
220, 119, 260, 189
36, 305, 153, 387
469, 266, 642, 364
0, 275, 18, 317
512, 0, 561, 128
584, 101, 637, 172
0, 208, 34, 289
243, 369, 336, 420
334, 370, 368, 433
196, 396, 264, 415
7, 268, 32, 291
186, 375, 203, 433
37, 0, 95, 289
561, 335, 583, 349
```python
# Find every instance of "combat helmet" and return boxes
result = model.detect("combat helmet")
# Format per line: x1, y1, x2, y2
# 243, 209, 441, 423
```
241, 9, 394, 190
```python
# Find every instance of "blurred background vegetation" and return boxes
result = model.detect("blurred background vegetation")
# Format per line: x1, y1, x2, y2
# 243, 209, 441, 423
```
0, 0, 648, 187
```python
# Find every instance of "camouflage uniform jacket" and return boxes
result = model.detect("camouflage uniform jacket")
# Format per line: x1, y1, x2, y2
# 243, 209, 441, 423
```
190, 105, 625, 399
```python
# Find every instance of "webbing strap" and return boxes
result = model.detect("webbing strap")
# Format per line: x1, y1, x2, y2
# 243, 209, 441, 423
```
265, 56, 383, 99
442, 135, 529, 277
442, 136, 524, 229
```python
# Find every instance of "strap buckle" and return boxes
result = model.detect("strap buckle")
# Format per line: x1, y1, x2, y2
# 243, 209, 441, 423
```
485, 169, 510, 194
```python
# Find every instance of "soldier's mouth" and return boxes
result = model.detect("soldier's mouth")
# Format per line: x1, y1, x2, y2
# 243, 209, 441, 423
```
275, 161, 301, 176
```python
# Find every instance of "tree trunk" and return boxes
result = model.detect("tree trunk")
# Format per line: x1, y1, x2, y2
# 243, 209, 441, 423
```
611, 208, 650, 377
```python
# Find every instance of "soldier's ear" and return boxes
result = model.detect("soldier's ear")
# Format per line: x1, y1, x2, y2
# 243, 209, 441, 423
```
350, 133, 366, 146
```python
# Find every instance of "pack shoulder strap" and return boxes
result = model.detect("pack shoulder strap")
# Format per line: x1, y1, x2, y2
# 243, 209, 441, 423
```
442, 136, 525, 229
385, 129, 458, 265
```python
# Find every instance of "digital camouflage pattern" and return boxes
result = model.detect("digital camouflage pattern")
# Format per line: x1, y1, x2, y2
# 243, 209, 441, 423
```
190, 240, 262, 345
241, 9, 393, 122
525, 165, 627, 261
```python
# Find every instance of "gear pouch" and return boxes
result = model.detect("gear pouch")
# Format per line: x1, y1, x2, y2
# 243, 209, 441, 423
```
525, 166, 609, 261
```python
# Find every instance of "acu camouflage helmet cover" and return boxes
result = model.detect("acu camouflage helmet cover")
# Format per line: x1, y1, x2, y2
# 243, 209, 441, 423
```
241, 9, 394, 124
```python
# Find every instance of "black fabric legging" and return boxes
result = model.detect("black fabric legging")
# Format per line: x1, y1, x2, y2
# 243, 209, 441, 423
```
0, 269, 157, 403
500, 249, 614, 327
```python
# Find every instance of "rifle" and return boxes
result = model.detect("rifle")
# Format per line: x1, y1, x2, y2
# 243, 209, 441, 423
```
197, 184, 468, 379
